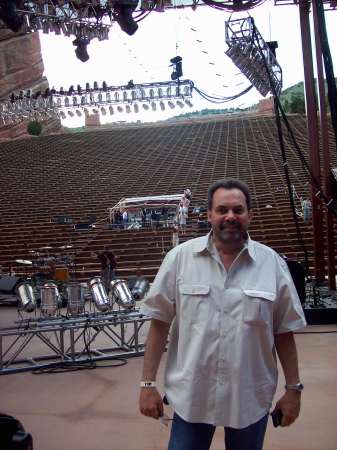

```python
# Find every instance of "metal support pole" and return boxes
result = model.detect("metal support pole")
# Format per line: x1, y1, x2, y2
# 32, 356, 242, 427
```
312, 0, 336, 289
299, 0, 325, 280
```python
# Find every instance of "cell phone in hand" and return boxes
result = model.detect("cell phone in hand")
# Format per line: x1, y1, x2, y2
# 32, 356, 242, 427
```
271, 409, 283, 427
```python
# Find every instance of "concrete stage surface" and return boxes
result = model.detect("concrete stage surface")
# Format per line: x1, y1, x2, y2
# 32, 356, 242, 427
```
0, 315, 336, 450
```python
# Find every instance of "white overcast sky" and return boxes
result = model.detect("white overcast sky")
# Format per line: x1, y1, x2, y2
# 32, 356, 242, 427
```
40, 2, 337, 127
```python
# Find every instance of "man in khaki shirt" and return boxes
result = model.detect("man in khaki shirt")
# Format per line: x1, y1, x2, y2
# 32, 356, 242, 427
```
139, 179, 306, 450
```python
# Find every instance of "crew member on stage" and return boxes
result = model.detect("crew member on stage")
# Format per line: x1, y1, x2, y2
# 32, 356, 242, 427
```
96, 247, 117, 291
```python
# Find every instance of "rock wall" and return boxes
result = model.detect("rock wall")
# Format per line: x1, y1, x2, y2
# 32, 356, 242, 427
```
0, 30, 61, 141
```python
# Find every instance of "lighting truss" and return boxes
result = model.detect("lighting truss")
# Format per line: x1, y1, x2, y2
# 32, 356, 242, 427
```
225, 17, 282, 97
0, 79, 194, 124
0, 309, 150, 375
0, 0, 146, 38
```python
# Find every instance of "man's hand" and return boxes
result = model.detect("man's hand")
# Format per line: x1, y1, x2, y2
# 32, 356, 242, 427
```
272, 390, 301, 427
139, 388, 164, 419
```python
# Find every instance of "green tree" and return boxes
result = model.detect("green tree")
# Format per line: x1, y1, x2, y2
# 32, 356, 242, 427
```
27, 121, 42, 136
289, 94, 306, 114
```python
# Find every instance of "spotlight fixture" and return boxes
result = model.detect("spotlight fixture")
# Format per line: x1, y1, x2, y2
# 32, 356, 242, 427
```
170, 56, 183, 81
17, 282, 36, 313
114, 0, 139, 36
73, 37, 90, 62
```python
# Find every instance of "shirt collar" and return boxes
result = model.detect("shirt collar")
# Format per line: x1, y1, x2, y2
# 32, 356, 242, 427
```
193, 231, 257, 261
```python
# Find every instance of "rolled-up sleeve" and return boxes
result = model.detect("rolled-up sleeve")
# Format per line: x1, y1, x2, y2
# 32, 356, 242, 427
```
140, 248, 178, 324
273, 256, 307, 334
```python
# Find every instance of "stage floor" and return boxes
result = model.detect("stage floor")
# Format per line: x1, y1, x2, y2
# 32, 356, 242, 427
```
0, 306, 336, 450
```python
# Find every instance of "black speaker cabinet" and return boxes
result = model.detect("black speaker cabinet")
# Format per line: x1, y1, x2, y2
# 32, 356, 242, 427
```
285, 260, 306, 304
0, 276, 23, 295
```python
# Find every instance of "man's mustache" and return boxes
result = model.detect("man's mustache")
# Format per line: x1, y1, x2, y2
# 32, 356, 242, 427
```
219, 222, 241, 231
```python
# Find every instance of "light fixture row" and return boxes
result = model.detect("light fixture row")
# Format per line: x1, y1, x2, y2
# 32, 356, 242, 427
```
225, 17, 282, 98
0, 79, 194, 124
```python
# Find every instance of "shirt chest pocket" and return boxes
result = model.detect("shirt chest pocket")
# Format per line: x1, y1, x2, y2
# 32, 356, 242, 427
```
178, 283, 210, 323
242, 290, 275, 327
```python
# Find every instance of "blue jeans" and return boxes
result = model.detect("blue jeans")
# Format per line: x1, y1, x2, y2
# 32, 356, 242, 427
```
168, 412, 269, 450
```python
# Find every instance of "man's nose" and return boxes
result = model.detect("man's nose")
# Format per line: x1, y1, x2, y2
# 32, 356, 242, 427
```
224, 210, 236, 221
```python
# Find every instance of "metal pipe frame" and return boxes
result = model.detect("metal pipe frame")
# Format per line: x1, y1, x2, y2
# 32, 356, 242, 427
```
298, 0, 326, 280
0, 309, 150, 375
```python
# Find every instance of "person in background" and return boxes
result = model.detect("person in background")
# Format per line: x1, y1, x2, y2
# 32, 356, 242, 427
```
171, 224, 179, 248
96, 247, 117, 292
122, 210, 128, 229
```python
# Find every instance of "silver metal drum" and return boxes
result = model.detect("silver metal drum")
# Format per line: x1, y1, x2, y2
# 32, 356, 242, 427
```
17, 282, 36, 313
40, 282, 60, 317
110, 279, 135, 310
67, 282, 85, 315
88, 277, 110, 312
131, 277, 150, 301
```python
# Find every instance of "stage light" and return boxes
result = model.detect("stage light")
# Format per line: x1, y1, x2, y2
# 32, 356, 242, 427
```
40, 282, 61, 317
94, 81, 98, 90
17, 282, 36, 313
88, 277, 110, 312
114, 0, 138, 36
123, 91, 128, 101
67, 282, 85, 315
102, 81, 108, 91
68, 110, 74, 117
168, 101, 175, 109
76, 109, 82, 117
125, 104, 131, 113
110, 279, 135, 309
131, 277, 150, 301
143, 103, 149, 111
183, 85, 191, 96
158, 88, 163, 98
151, 102, 157, 111
117, 105, 123, 113
109, 106, 114, 115
159, 101, 165, 111
170, 56, 183, 81
176, 100, 184, 108
73, 37, 90, 62
114, 92, 119, 101
64, 97, 70, 107
0, 0, 24, 32
149, 89, 154, 99
134, 103, 139, 113
72, 96, 78, 106
185, 99, 193, 107
86, 82, 91, 92
101, 106, 106, 115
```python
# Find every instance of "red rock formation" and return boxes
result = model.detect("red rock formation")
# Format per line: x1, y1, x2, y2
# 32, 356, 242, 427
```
0, 30, 61, 141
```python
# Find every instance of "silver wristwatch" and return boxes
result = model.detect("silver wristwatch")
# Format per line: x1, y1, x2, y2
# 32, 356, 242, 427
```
285, 382, 304, 392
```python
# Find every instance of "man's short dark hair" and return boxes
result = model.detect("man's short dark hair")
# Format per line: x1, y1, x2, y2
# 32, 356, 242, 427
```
207, 179, 251, 210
